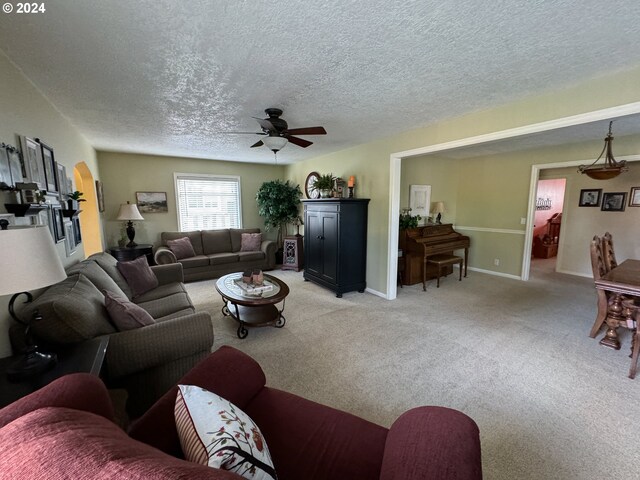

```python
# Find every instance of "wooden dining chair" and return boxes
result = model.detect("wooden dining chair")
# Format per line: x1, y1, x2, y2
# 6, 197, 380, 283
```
625, 299, 640, 379
589, 235, 610, 337
601, 232, 618, 272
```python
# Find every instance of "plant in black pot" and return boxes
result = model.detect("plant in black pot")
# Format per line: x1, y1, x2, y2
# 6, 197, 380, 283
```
67, 191, 86, 211
399, 208, 421, 230
312, 173, 335, 198
256, 180, 302, 263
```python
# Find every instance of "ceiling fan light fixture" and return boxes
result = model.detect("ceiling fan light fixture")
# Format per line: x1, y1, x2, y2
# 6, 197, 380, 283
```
263, 135, 288, 153
578, 121, 628, 180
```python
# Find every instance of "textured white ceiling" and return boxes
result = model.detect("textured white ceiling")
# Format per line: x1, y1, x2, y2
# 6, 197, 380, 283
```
1, 0, 640, 163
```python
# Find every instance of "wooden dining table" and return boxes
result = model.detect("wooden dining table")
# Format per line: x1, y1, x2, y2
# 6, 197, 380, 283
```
594, 259, 640, 349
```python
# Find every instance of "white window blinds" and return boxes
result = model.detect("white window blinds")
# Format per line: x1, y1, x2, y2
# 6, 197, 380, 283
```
174, 174, 241, 231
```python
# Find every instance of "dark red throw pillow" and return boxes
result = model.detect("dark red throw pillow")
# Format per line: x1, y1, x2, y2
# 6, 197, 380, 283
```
116, 256, 158, 298
167, 236, 196, 260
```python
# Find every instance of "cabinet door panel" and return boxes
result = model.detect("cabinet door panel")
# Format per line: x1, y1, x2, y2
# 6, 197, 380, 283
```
321, 213, 338, 283
305, 212, 323, 275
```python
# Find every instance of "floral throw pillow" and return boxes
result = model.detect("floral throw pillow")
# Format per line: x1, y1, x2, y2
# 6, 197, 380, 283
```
240, 233, 262, 252
175, 385, 277, 480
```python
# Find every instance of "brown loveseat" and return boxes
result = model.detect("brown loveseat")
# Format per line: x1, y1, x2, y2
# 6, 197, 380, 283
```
13, 252, 214, 417
154, 228, 276, 282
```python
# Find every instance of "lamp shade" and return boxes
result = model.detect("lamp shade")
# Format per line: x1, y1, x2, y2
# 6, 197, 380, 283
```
432, 202, 445, 214
263, 136, 288, 152
117, 202, 144, 221
0, 226, 66, 296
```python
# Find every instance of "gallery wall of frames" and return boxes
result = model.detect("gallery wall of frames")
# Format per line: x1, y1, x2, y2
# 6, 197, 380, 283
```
1, 136, 82, 256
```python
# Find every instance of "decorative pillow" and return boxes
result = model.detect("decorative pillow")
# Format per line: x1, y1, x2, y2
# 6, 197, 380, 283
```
175, 385, 277, 480
103, 290, 155, 331
167, 236, 196, 260
240, 233, 262, 252
116, 255, 158, 298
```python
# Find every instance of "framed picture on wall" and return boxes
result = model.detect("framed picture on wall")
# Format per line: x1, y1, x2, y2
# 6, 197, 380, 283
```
629, 187, 640, 207
6, 145, 24, 186
20, 136, 46, 189
36, 139, 57, 193
409, 184, 431, 220
0, 147, 11, 189
601, 192, 626, 212
578, 188, 602, 207
136, 191, 168, 213
52, 205, 66, 242
96, 180, 105, 212
57, 163, 68, 198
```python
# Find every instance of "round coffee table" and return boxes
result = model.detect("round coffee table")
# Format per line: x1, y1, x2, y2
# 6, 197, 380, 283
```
215, 272, 290, 339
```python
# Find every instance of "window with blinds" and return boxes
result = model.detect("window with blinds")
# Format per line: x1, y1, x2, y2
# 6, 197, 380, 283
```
174, 174, 242, 231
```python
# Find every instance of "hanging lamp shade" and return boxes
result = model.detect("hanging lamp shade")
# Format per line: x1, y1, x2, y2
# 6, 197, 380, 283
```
578, 121, 628, 180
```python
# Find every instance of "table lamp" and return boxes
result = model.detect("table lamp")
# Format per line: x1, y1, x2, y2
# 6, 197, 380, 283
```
432, 202, 445, 224
0, 223, 67, 380
117, 201, 144, 247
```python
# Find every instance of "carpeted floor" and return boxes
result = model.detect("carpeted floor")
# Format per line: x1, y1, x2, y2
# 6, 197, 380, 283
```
185, 259, 639, 480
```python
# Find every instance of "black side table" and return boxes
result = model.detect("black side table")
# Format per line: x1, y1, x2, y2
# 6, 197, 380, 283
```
0, 337, 109, 408
109, 244, 154, 265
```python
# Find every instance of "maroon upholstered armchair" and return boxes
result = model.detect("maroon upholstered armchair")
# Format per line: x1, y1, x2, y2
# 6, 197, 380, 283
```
130, 346, 483, 479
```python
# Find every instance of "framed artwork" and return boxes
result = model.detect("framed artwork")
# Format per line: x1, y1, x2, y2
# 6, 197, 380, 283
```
95, 180, 105, 212
578, 188, 602, 207
56, 163, 68, 198
36, 139, 57, 192
0, 147, 11, 188
629, 187, 640, 207
51, 205, 65, 242
72, 216, 82, 246
6, 145, 24, 185
409, 184, 431, 219
601, 192, 626, 212
64, 221, 76, 256
20, 136, 46, 189
136, 191, 168, 213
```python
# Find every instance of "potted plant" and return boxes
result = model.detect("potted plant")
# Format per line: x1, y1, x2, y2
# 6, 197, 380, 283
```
399, 208, 421, 230
255, 180, 302, 262
312, 173, 335, 198
67, 191, 86, 210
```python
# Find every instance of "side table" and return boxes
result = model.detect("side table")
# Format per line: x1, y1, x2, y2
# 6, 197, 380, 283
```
0, 336, 109, 408
109, 244, 154, 265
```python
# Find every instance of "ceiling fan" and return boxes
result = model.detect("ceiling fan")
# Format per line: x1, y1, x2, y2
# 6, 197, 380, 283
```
231, 108, 327, 153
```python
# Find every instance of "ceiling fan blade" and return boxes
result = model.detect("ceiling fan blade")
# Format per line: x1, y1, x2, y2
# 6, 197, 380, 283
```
216, 131, 265, 135
286, 135, 313, 148
250, 140, 264, 148
252, 117, 277, 132
285, 126, 327, 136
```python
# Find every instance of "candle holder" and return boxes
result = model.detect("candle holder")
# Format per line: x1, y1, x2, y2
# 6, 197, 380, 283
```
348, 186, 355, 198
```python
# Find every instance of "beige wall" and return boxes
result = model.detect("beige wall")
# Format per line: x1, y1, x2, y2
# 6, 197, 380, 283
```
0, 51, 100, 357
97, 152, 284, 247
285, 66, 640, 294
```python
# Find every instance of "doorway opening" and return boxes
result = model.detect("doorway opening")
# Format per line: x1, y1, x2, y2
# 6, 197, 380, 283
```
73, 162, 103, 256
530, 178, 566, 276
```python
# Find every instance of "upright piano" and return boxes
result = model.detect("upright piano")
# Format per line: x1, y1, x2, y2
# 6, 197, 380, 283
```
400, 224, 470, 289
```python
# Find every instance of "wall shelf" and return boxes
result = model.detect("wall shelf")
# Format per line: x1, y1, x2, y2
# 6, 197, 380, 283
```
3, 203, 48, 217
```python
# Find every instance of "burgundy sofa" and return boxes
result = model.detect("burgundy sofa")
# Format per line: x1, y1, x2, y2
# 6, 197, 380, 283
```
0, 346, 482, 479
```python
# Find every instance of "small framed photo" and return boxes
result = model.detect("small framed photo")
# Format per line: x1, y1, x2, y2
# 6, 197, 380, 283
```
64, 221, 76, 256
578, 188, 602, 207
56, 163, 68, 198
0, 147, 11, 188
51, 205, 66, 242
136, 191, 168, 213
6, 146, 24, 185
601, 192, 626, 212
629, 187, 640, 207
36, 139, 57, 193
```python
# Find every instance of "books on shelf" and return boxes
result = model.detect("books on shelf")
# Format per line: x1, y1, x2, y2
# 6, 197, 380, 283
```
233, 278, 273, 295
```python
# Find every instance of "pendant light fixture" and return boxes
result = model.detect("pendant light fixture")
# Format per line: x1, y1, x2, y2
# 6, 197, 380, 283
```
578, 121, 628, 180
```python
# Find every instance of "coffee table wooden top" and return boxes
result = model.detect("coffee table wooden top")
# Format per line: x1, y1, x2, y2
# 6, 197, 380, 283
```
215, 272, 289, 306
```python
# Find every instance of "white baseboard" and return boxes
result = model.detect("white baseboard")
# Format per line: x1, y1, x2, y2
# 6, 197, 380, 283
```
464, 266, 522, 280
555, 268, 591, 278
365, 287, 387, 299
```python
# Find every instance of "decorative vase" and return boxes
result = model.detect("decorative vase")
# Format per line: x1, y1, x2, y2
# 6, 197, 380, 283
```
252, 269, 264, 286
242, 270, 252, 284
320, 189, 332, 198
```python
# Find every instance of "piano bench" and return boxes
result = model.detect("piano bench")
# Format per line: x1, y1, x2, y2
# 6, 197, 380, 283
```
427, 254, 463, 288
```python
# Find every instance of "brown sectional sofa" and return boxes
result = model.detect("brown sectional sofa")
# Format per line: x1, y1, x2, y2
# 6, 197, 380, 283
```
154, 228, 276, 282
12, 252, 214, 417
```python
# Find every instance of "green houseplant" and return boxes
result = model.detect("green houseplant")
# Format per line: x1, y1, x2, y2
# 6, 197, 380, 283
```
399, 209, 421, 230
255, 180, 302, 258
67, 191, 86, 210
312, 173, 335, 198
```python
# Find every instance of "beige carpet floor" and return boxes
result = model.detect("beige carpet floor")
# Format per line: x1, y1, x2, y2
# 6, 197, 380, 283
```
185, 259, 639, 480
